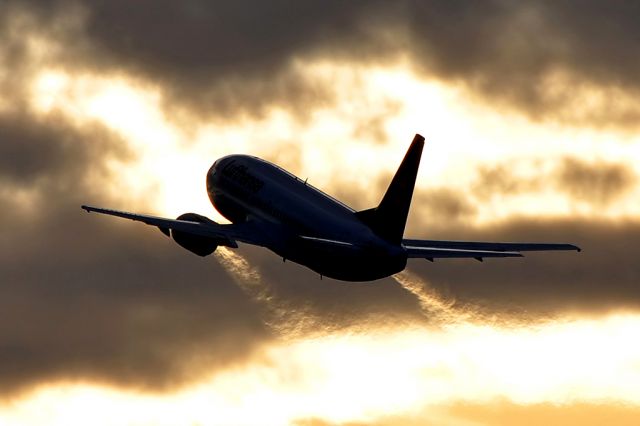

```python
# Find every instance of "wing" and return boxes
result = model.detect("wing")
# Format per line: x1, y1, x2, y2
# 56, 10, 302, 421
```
81, 205, 272, 247
403, 239, 580, 262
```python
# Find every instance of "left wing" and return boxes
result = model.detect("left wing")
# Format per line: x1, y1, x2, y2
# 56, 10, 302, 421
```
81, 205, 272, 248
403, 239, 580, 262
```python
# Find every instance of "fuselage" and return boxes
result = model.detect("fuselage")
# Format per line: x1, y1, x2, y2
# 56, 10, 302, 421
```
206, 155, 407, 281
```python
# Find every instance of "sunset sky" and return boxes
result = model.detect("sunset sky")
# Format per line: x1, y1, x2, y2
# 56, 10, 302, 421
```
1, 1, 640, 425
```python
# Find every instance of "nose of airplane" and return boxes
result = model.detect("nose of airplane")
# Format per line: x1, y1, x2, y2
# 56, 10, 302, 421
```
207, 156, 233, 190
207, 159, 221, 190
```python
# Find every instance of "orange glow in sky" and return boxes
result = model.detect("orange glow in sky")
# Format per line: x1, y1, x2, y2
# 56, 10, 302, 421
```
3, 311, 639, 425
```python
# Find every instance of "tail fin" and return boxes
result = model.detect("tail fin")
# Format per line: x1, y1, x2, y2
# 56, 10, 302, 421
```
355, 134, 425, 245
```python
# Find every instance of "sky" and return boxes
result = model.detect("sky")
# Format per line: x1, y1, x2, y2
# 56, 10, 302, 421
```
1, 1, 640, 425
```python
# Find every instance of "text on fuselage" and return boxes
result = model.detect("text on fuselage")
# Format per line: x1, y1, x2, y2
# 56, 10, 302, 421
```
222, 160, 265, 193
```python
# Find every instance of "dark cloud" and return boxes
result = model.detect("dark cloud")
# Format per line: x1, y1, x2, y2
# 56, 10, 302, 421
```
407, 218, 640, 314
8, 1, 640, 127
0, 112, 128, 186
410, 188, 477, 223
0, 110, 269, 395
473, 163, 542, 198
471, 158, 636, 207
405, 1, 640, 127
557, 157, 635, 205
3, 0, 387, 121
0, 7, 37, 109
351, 99, 404, 144
81, 0, 374, 76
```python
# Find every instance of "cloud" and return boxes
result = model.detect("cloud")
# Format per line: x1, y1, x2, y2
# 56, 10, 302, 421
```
0, 109, 269, 395
411, 188, 477, 223
471, 158, 636, 207
0, 112, 126, 186
408, 218, 640, 314
473, 163, 542, 199
2, 0, 379, 121
8, 1, 640, 127
557, 157, 636, 205
404, 1, 640, 127
2, 0, 640, 401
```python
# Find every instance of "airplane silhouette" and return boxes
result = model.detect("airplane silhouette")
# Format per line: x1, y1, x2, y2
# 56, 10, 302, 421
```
82, 134, 580, 281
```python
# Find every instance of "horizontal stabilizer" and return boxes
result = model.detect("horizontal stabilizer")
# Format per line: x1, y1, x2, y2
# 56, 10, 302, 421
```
404, 244, 523, 261
403, 239, 581, 252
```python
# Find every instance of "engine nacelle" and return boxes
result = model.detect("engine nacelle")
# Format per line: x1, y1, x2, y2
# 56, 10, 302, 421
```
171, 213, 220, 257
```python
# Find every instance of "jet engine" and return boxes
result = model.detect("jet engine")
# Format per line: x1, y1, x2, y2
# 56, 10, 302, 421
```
169, 213, 221, 257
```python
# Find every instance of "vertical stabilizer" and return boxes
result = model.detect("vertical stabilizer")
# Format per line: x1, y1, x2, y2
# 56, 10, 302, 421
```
355, 134, 425, 244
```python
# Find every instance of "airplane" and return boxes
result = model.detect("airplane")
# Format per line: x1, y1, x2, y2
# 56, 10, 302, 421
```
82, 134, 580, 281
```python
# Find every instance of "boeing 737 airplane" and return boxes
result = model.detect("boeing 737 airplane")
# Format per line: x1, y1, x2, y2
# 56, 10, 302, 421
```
82, 134, 580, 281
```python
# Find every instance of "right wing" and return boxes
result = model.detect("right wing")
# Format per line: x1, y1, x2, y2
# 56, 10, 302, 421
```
403, 239, 580, 261
81, 205, 272, 248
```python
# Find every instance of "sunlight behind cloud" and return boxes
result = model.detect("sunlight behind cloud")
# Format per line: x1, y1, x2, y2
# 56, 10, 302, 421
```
29, 61, 640, 226
2, 312, 640, 426
31, 70, 229, 219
